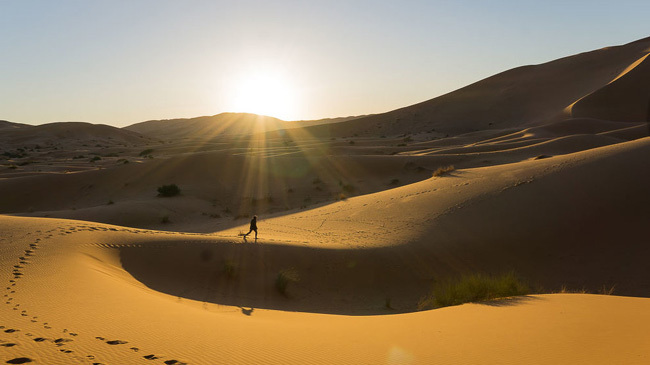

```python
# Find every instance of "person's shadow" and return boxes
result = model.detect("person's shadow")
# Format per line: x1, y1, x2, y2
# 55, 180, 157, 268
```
242, 236, 258, 243
239, 307, 255, 316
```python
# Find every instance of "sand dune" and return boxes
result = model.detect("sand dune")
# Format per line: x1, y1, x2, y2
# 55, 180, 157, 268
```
568, 52, 650, 122
2, 138, 650, 364
300, 36, 650, 138
0, 122, 152, 146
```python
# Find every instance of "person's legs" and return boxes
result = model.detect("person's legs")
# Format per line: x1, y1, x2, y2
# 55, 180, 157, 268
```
254, 229, 258, 239
244, 229, 253, 237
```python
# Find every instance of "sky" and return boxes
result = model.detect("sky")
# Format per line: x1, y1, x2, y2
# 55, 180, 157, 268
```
1, 1, 649, 127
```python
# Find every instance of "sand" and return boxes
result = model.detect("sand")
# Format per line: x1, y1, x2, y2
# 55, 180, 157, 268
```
1, 36, 650, 364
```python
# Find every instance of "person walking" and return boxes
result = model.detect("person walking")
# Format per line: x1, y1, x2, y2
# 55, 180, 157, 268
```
244, 215, 258, 239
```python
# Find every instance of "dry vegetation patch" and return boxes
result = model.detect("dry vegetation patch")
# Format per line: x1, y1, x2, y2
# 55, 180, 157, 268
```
418, 272, 529, 309
432, 165, 455, 177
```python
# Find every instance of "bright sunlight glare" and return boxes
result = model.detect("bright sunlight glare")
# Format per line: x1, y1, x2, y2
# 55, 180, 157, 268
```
231, 71, 298, 120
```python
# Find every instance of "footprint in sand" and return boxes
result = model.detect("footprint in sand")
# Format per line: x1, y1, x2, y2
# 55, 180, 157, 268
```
143, 354, 159, 360
53, 338, 73, 346
106, 339, 128, 345
0, 343, 18, 347
6, 358, 33, 364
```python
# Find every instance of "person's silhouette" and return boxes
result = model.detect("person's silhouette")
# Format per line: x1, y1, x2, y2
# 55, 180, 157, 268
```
243, 215, 258, 239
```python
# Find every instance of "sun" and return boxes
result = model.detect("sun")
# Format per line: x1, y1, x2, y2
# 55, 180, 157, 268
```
231, 71, 298, 120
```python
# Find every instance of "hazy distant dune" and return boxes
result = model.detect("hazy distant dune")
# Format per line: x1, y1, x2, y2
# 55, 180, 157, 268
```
302, 36, 650, 138
0, 121, 151, 146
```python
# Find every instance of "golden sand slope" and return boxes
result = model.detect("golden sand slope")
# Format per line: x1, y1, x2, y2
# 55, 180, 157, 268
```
1, 217, 650, 364
2, 138, 650, 364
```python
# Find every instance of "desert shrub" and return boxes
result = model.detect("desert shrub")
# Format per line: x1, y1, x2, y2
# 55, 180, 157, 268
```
419, 272, 529, 309
157, 184, 180, 197
349, 140, 355, 145
223, 260, 238, 279
275, 268, 299, 296
139, 148, 154, 157
160, 215, 170, 224
389, 178, 400, 185
8, 164, 17, 170
107, 199, 114, 205
432, 165, 455, 177
90, 156, 101, 162
596, 285, 615, 295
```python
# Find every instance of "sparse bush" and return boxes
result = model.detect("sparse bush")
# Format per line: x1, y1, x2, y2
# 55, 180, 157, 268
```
275, 268, 299, 296
385, 296, 394, 310
432, 165, 455, 177
157, 184, 180, 197
223, 260, 238, 279
139, 148, 154, 157
599, 285, 616, 295
107, 199, 114, 205
8, 164, 17, 170
389, 178, 400, 186
90, 156, 101, 162
287, 188, 294, 193
418, 272, 529, 309
349, 140, 355, 145
160, 215, 171, 224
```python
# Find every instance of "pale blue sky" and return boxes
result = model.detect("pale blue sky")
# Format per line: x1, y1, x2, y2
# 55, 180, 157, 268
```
1, 1, 648, 126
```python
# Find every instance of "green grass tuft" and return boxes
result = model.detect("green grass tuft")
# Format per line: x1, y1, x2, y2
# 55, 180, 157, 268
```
275, 268, 300, 296
419, 272, 529, 309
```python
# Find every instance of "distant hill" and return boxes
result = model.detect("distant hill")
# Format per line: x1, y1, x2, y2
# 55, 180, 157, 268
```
123, 113, 367, 140
301, 36, 650, 138
124, 113, 286, 140
0, 120, 31, 130
0, 121, 151, 146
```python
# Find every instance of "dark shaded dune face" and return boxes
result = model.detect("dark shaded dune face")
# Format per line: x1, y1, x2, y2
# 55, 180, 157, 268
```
119, 241, 442, 315
570, 54, 650, 123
